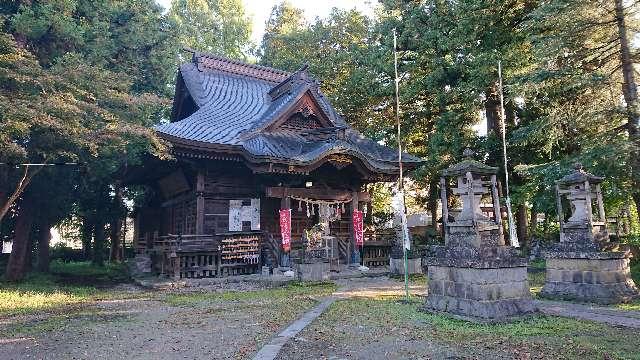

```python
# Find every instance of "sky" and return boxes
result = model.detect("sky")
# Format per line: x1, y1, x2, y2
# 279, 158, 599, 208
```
155, 0, 375, 44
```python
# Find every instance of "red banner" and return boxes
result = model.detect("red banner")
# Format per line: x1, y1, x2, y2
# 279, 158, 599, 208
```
279, 209, 292, 252
353, 209, 364, 247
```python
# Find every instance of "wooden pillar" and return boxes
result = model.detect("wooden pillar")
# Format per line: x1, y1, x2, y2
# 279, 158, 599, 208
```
195, 171, 205, 235
440, 177, 449, 244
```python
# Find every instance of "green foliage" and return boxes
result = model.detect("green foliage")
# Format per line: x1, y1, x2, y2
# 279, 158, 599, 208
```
49, 260, 129, 284
169, 0, 252, 59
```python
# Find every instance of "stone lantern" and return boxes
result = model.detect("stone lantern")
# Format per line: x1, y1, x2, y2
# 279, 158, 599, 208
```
424, 149, 535, 321
541, 164, 638, 303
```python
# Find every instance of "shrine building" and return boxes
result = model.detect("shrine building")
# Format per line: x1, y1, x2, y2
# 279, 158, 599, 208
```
130, 52, 422, 278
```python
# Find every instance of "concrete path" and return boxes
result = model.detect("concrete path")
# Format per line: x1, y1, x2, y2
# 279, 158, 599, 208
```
535, 300, 640, 328
252, 276, 425, 360
252, 296, 337, 360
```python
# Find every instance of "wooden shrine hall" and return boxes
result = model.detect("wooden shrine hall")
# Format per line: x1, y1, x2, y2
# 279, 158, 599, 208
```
130, 52, 422, 278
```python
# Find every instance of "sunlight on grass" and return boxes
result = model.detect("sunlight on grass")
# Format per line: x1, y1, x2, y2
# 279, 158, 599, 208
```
313, 296, 640, 359
616, 301, 640, 311
164, 281, 336, 306
0, 261, 131, 316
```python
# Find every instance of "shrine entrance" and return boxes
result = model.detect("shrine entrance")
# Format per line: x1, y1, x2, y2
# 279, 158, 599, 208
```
128, 52, 422, 279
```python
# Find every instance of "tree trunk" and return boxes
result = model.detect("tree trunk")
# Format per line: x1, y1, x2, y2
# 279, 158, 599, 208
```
614, 0, 640, 224
516, 204, 528, 249
632, 193, 640, 228
93, 219, 106, 266
81, 216, 93, 261
529, 203, 538, 235
37, 219, 52, 272
427, 178, 439, 236
109, 186, 124, 262
485, 83, 503, 167
485, 83, 503, 137
109, 218, 123, 262
5, 196, 35, 281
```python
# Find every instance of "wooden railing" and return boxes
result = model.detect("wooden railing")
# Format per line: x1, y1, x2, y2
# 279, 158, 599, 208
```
155, 234, 220, 253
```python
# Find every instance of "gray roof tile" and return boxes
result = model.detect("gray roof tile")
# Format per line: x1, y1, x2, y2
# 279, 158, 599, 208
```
156, 54, 422, 172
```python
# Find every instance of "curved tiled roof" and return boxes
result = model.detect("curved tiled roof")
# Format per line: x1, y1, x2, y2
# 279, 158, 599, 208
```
157, 53, 423, 173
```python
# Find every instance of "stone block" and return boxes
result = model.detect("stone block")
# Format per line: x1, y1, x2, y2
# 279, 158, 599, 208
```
429, 280, 444, 296
391, 257, 423, 275
499, 281, 529, 299
428, 266, 448, 281
296, 262, 329, 282
444, 281, 456, 297
546, 269, 562, 282
572, 271, 583, 283
596, 271, 616, 284
546, 258, 562, 270
583, 271, 594, 284
561, 270, 574, 282
424, 264, 535, 322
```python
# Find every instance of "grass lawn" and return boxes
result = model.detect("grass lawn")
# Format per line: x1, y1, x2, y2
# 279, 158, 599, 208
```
0, 260, 133, 316
2, 278, 337, 360
281, 296, 640, 359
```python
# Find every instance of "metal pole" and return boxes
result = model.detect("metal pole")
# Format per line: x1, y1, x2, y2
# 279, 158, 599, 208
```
393, 29, 409, 302
498, 61, 519, 247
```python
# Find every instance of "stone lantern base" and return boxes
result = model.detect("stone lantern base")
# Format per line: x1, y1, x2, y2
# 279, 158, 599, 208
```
541, 251, 639, 304
424, 256, 535, 322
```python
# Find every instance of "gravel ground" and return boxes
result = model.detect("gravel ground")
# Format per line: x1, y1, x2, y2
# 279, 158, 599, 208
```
0, 281, 329, 360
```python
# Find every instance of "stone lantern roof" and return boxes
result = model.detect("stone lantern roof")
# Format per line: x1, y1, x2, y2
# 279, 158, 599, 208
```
556, 163, 604, 185
441, 149, 498, 177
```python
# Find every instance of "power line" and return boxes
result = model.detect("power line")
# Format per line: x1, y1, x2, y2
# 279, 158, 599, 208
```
0, 163, 79, 167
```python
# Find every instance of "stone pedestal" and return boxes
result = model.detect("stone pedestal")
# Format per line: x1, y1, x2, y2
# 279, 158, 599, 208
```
541, 252, 639, 304
424, 257, 535, 322
390, 257, 423, 275
296, 261, 330, 282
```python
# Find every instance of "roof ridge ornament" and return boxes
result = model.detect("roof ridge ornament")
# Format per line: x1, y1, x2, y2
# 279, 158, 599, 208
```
189, 49, 290, 83
268, 62, 318, 100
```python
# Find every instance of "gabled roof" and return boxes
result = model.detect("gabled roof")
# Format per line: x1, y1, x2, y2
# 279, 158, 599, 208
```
156, 52, 422, 175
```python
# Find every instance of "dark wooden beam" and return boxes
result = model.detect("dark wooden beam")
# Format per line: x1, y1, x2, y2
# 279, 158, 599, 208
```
195, 171, 205, 235
265, 187, 370, 202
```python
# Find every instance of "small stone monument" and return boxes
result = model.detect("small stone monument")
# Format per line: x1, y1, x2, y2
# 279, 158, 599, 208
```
541, 164, 639, 303
424, 149, 535, 322
296, 223, 331, 281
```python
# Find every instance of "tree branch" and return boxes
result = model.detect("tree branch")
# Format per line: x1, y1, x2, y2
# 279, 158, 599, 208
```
0, 165, 42, 224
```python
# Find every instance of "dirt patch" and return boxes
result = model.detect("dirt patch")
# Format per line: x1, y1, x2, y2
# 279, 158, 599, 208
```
0, 282, 334, 360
